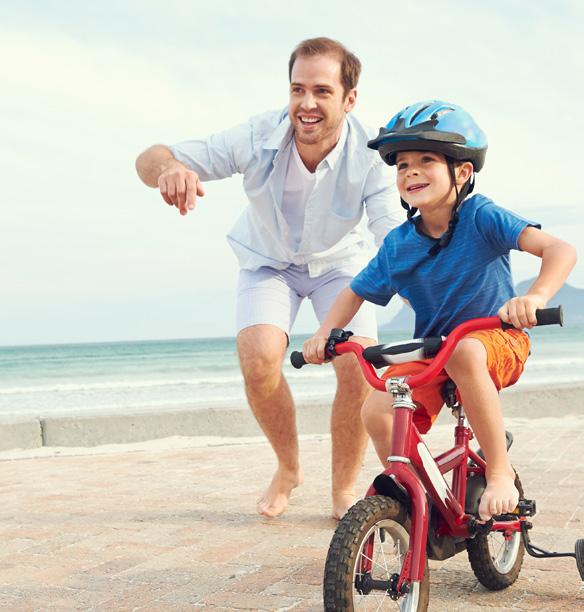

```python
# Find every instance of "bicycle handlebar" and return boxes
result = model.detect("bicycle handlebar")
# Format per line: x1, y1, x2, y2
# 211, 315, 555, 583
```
290, 351, 308, 369
290, 306, 563, 392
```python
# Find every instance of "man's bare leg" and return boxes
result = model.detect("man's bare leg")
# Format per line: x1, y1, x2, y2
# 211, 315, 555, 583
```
237, 324, 303, 517
330, 336, 374, 520
445, 339, 518, 521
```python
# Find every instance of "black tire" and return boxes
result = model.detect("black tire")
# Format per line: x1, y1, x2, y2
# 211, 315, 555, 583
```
575, 539, 584, 581
466, 474, 525, 590
324, 496, 429, 611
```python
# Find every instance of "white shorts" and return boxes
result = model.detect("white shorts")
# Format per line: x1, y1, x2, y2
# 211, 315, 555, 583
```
236, 263, 377, 339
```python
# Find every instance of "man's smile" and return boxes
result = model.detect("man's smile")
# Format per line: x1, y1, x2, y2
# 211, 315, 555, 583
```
298, 115, 323, 125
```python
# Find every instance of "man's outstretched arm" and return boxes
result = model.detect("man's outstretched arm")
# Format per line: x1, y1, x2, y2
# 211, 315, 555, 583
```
135, 144, 205, 216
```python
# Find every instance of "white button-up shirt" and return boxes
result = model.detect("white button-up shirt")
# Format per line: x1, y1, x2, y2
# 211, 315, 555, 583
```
171, 108, 402, 277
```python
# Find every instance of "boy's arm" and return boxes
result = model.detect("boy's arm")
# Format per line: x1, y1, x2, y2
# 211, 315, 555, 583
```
302, 287, 365, 364
498, 226, 577, 328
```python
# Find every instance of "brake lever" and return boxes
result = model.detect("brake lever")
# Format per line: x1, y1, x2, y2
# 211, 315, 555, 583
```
326, 328, 354, 358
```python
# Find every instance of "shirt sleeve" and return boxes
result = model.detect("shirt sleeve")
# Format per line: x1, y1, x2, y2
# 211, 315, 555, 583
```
350, 243, 396, 306
362, 160, 403, 247
475, 199, 541, 253
169, 120, 255, 181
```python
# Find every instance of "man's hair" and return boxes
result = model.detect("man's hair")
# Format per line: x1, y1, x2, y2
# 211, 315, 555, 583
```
288, 37, 361, 96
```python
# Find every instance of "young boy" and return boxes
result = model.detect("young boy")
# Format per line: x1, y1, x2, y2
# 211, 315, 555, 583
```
302, 100, 577, 521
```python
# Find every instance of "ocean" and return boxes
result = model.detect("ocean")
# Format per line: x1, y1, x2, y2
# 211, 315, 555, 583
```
1, 326, 583, 420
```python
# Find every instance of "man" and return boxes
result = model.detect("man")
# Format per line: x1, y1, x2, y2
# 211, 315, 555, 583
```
135, 37, 401, 519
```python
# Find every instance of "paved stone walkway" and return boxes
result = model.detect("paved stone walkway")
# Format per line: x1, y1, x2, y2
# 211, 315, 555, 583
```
1, 415, 583, 611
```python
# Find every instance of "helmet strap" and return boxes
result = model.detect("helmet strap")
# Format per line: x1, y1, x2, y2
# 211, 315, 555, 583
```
400, 197, 418, 221
427, 161, 472, 257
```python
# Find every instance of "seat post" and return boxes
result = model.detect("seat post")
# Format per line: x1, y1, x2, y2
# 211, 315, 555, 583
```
457, 404, 466, 427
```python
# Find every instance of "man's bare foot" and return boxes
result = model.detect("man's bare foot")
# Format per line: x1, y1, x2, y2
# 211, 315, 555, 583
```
257, 467, 303, 518
478, 471, 518, 521
332, 490, 357, 521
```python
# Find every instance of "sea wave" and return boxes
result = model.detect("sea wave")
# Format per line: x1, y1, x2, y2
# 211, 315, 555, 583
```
0, 367, 335, 396
525, 356, 584, 368
0, 377, 243, 395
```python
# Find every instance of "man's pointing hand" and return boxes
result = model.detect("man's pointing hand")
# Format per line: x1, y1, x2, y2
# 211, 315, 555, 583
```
158, 163, 205, 216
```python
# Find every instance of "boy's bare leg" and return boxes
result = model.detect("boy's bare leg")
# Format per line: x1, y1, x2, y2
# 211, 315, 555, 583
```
361, 389, 395, 467
330, 337, 374, 520
445, 338, 518, 521
237, 325, 303, 518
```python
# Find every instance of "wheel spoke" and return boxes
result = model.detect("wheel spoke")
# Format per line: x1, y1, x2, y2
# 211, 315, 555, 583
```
374, 594, 388, 612
376, 529, 390, 576
489, 536, 505, 561
360, 544, 400, 578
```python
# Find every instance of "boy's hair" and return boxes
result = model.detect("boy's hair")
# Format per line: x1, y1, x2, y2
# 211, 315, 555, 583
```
288, 37, 361, 97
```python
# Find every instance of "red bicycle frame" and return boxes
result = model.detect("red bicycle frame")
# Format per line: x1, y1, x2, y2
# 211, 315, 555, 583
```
334, 316, 526, 587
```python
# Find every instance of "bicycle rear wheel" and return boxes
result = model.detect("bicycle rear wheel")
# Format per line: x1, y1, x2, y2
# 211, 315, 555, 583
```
324, 496, 429, 611
466, 474, 525, 590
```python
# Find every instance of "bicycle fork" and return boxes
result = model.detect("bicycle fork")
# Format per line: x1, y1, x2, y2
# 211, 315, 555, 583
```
362, 378, 435, 596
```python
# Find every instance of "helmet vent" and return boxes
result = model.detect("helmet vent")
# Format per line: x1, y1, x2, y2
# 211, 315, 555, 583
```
431, 107, 455, 120
410, 104, 432, 124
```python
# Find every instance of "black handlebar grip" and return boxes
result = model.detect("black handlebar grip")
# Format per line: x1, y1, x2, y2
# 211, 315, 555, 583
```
502, 305, 564, 330
535, 306, 563, 326
290, 351, 307, 369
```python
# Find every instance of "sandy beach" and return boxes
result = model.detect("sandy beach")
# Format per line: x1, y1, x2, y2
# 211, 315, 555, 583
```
1, 385, 583, 610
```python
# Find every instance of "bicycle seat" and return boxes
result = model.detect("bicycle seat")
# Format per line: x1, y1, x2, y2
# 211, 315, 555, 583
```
363, 336, 444, 368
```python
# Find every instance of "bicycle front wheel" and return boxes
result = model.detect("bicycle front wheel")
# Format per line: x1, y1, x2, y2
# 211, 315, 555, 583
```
324, 496, 429, 611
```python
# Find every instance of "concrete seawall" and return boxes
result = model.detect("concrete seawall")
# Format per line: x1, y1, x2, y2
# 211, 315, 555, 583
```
2, 383, 583, 451
0, 403, 331, 451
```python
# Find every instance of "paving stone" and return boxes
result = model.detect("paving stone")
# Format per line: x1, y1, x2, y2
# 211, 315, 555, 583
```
0, 415, 582, 610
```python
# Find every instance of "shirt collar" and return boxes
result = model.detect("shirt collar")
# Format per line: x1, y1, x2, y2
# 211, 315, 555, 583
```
262, 110, 349, 170
263, 110, 294, 151
321, 118, 348, 170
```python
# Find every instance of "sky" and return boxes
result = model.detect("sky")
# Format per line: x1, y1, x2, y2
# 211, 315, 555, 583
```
1, 0, 583, 345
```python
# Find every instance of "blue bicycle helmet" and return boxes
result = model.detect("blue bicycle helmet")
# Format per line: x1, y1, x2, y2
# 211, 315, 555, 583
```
368, 101, 488, 256
368, 100, 488, 172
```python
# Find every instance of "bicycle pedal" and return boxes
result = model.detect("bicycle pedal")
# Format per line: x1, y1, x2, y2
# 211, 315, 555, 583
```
491, 512, 519, 522
517, 499, 537, 517
467, 516, 494, 535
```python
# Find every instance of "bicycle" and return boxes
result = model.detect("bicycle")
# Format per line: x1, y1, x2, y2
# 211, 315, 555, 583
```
291, 306, 584, 611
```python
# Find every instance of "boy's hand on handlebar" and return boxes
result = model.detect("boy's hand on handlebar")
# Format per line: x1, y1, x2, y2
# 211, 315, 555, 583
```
301, 334, 329, 364
158, 162, 205, 216
498, 295, 547, 329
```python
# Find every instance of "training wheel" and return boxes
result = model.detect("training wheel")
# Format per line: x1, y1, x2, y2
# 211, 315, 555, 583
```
576, 539, 584, 581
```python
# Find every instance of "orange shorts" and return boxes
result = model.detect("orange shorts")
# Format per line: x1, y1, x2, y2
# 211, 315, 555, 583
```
381, 328, 530, 434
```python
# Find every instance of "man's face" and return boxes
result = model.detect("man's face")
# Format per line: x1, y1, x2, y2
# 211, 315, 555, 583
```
289, 54, 356, 147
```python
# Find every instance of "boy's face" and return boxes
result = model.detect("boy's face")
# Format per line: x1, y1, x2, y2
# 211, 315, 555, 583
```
395, 150, 461, 211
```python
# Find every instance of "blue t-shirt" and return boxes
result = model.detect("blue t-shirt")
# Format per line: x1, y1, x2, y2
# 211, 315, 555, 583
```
350, 194, 540, 337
